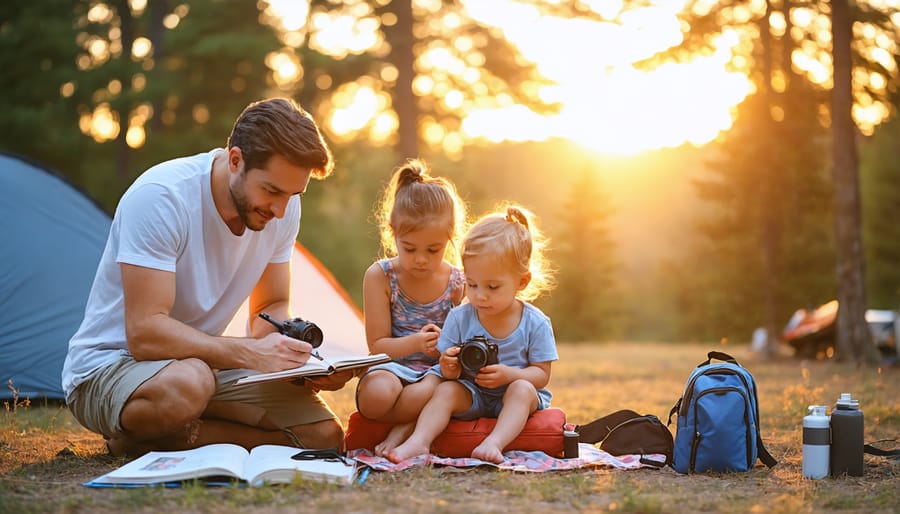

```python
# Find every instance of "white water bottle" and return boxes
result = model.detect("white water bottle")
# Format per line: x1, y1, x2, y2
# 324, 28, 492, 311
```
802, 405, 830, 479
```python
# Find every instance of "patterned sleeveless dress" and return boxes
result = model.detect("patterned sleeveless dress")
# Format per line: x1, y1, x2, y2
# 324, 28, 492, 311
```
365, 258, 465, 383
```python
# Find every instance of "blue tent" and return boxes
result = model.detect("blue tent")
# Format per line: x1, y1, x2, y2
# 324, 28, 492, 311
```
0, 153, 110, 401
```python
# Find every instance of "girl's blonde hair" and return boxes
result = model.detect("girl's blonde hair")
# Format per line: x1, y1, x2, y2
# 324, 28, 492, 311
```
375, 159, 466, 264
461, 203, 554, 301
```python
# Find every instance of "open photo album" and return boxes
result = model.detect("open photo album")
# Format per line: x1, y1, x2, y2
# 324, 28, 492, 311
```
85, 443, 359, 488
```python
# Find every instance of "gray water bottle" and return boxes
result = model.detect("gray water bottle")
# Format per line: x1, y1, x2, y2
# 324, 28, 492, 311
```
829, 393, 864, 477
563, 429, 579, 459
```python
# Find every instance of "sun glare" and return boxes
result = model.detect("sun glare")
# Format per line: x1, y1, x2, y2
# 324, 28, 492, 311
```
325, 81, 395, 144
265, 0, 309, 31
263, 0, 756, 155
459, 0, 750, 154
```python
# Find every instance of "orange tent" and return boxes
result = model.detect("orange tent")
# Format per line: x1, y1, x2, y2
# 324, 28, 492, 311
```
223, 242, 367, 357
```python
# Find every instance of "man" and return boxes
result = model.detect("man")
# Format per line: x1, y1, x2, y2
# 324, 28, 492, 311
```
62, 98, 353, 457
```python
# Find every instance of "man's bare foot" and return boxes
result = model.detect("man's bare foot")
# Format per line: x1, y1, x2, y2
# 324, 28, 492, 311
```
471, 440, 505, 464
374, 422, 414, 457
105, 437, 155, 458
386, 439, 430, 463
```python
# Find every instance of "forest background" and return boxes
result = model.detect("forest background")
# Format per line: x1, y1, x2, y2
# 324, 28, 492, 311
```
1, 0, 899, 350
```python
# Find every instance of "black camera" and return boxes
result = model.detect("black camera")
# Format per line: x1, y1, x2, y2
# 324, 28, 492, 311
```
259, 312, 324, 348
456, 335, 498, 379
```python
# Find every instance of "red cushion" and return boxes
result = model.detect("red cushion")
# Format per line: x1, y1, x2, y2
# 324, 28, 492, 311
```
344, 408, 566, 458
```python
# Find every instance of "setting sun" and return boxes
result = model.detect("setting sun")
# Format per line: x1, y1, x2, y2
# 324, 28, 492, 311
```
460, 2, 753, 154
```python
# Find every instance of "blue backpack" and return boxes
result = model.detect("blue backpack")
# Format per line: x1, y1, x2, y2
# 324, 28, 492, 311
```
667, 351, 778, 473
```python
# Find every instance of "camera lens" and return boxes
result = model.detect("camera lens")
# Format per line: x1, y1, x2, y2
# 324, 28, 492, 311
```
460, 345, 486, 369
301, 325, 324, 348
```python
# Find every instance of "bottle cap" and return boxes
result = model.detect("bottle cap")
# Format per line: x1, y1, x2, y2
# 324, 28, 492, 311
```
807, 405, 827, 416
836, 393, 859, 409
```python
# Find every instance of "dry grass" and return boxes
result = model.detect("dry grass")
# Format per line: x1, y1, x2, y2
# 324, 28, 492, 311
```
2, 342, 898, 513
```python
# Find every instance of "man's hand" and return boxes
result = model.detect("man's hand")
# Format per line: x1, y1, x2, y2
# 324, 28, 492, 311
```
303, 370, 354, 391
245, 332, 314, 373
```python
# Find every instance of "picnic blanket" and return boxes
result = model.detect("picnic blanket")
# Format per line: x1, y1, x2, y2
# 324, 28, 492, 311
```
348, 443, 667, 473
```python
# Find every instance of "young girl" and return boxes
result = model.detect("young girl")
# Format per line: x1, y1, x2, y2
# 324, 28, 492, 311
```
355, 159, 467, 456
388, 204, 557, 464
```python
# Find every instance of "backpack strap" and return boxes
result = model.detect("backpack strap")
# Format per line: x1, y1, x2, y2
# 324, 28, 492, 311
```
703, 350, 739, 366
666, 398, 681, 426
757, 433, 778, 468
573, 409, 642, 444
864, 441, 900, 459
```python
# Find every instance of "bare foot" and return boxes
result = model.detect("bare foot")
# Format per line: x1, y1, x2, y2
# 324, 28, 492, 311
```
374, 422, 414, 457
105, 437, 155, 458
471, 440, 505, 464
386, 439, 430, 463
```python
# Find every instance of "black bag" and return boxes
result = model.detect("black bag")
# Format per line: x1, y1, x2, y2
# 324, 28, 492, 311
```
574, 409, 674, 468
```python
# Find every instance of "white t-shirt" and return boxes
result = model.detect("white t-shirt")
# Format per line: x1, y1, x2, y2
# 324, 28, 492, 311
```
61, 149, 300, 400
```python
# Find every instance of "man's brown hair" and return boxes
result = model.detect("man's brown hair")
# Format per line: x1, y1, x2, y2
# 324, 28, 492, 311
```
227, 98, 334, 179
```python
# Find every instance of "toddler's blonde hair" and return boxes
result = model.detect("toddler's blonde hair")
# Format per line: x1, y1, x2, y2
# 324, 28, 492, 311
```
461, 203, 554, 301
374, 159, 466, 264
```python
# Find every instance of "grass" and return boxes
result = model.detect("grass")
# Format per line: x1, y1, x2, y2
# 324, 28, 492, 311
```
2, 342, 898, 513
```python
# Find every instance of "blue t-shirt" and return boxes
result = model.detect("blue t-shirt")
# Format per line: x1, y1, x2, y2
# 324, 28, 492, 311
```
436, 301, 558, 406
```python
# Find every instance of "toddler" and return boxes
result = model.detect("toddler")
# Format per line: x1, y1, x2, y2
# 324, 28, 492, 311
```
388, 204, 557, 464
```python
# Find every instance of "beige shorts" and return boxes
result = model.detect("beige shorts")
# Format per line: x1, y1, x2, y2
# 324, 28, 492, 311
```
68, 356, 337, 439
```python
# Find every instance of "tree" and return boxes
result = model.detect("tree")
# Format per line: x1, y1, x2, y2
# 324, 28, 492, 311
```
268, 0, 558, 160
649, 0, 898, 362
119, 0, 285, 182
0, 2, 90, 182
860, 118, 900, 309
830, 0, 877, 363
0, 1, 288, 209
677, 88, 835, 344
543, 165, 620, 341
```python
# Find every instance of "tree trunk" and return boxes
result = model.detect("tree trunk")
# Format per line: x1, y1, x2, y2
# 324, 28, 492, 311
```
759, 0, 781, 357
149, 0, 167, 132
389, 0, 418, 160
114, 0, 134, 184
830, 0, 877, 365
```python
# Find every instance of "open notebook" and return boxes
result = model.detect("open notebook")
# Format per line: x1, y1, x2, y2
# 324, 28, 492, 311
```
234, 352, 391, 386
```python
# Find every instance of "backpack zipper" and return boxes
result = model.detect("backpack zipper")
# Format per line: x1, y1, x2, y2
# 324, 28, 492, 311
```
680, 367, 753, 418
689, 431, 702, 471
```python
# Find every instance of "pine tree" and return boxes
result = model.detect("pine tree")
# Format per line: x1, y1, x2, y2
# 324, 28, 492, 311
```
543, 165, 620, 341
861, 119, 900, 309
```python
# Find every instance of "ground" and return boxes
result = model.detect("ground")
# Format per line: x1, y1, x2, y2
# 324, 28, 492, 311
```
2, 342, 898, 513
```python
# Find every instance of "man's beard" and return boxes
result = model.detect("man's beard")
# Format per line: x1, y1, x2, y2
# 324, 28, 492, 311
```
230, 179, 267, 232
